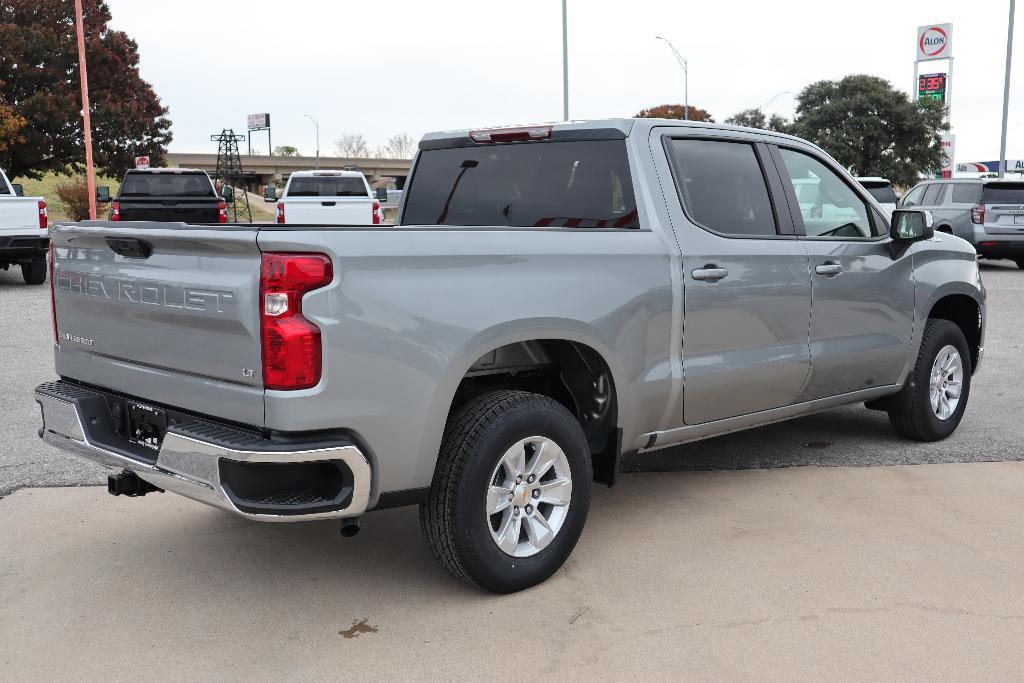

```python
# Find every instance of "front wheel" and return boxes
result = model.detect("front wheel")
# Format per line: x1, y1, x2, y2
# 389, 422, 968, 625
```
888, 319, 971, 441
420, 390, 592, 593
21, 256, 46, 285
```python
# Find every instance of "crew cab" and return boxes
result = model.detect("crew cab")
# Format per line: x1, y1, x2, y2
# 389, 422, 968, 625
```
0, 168, 48, 284
36, 119, 985, 593
273, 170, 382, 225
98, 168, 227, 224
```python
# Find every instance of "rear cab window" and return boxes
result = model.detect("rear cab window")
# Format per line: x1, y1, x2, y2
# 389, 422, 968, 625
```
860, 182, 898, 204
286, 176, 369, 197
401, 140, 639, 228
119, 172, 215, 197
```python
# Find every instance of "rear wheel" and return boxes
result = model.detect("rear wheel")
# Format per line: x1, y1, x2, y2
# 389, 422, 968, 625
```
888, 319, 971, 441
21, 256, 45, 285
420, 390, 591, 593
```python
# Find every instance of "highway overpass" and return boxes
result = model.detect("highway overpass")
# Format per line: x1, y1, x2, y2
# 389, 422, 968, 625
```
165, 153, 413, 190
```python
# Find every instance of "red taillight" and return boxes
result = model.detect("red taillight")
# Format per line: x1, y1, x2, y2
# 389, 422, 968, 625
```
971, 203, 985, 224
372, 200, 381, 225
49, 242, 57, 343
468, 125, 553, 143
110, 200, 120, 221
260, 253, 333, 390
218, 199, 228, 224
38, 200, 47, 230
276, 201, 285, 224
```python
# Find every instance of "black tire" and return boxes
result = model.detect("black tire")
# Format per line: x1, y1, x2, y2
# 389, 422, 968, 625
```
888, 319, 971, 441
420, 390, 592, 593
21, 256, 46, 285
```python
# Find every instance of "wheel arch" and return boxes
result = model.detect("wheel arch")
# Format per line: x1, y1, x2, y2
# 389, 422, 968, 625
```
927, 293, 982, 373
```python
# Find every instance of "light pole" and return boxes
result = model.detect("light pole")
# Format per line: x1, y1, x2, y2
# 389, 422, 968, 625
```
562, 0, 569, 121
998, 0, 1016, 179
74, 0, 96, 219
655, 36, 688, 120
304, 114, 320, 170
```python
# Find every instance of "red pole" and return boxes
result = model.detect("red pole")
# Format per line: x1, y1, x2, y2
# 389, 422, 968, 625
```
74, 0, 97, 220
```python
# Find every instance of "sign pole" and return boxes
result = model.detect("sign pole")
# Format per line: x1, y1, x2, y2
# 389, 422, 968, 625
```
999, 0, 1016, 179
74, 0, 96, 220
562, 0, 569, 121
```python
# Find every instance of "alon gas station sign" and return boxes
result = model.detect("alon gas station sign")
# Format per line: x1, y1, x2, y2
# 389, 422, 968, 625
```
917, 24, 953, 61
915, 23, 955, 176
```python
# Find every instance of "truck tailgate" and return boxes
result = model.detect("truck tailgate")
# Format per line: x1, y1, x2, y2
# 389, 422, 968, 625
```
51, 221, 265, 426
282, 197, 372, 225
0, 197, 41, 234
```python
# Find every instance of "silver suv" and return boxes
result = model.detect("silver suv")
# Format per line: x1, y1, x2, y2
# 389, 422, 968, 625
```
902, 178, 1024, 268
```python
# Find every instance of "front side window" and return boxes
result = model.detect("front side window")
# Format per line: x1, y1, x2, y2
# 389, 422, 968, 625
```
777, 148, 871, 239
402, 140, 638, 228
667, 139, 777, 237
902, 184, 926, 207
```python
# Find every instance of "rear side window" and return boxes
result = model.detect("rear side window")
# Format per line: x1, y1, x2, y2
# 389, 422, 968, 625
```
401, 140, 639, 228
860, 182, 898, 204
667, 139, 777, 236
287, 176, 368, 197
983, 183, 1024, 204
921, 183, 944, 205
119, 172, 214, 197
951, 184, 983, 204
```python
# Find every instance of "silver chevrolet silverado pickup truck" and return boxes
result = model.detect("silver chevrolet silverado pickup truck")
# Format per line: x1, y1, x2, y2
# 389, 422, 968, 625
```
36, 119, 985, 593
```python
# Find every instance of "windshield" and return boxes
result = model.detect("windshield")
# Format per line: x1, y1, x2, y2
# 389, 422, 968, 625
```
983, 183, 1024, 204
286, 176, 368, 197
119, 172, 215, 197
402, 140, 639, 228
860, 183, 898, 203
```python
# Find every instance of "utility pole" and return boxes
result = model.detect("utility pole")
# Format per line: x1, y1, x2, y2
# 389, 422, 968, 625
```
562, 0, 569, 121
305, 114, 320, 169
999, 0, 1016, 179
74, 0, 96, 220
655, 36, 688, 120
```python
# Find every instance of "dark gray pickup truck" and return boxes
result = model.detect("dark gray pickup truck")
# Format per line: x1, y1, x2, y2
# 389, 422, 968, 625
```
99, 168, 227, 224
36, 119, 985, 592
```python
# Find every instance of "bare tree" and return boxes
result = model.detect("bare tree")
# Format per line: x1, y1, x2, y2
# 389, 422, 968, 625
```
382, 133, 416, 159
334, 133, 369, 158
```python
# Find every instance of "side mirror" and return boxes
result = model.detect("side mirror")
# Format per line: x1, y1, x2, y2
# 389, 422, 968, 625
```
375, 187, 388, 202
10, 183, 23, 197
96, 186, 111, 203
221, 185, 234, 202
890, 209, 934, 242
263, 185, 277, 202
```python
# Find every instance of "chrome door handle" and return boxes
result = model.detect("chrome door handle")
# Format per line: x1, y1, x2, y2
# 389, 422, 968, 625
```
691, 267, 729, 281
814, 263, 844, 277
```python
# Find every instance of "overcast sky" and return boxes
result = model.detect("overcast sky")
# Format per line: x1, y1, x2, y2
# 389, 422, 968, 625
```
105, 0, 1021, 165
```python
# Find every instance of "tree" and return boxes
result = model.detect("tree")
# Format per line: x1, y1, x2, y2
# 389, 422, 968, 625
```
724, 108, 792, 134
634, 103, 714, 122
0, 0, 172, 179
273, 145, 300, 157
334, 133, 369, 158
382, 133, 415, 159
0, 99, 26, 154
788, 74, 946, 188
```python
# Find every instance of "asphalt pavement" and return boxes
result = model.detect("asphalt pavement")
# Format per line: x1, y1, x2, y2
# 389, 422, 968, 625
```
2, 260, 1022, 498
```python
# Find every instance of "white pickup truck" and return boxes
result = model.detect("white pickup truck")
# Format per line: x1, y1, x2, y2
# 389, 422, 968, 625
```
274, 170, 382, 225
0, 168, 48, 284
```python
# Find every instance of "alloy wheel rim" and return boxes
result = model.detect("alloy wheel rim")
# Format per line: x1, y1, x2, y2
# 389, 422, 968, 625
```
929, 345, 963, 421
485, 436, 572, 558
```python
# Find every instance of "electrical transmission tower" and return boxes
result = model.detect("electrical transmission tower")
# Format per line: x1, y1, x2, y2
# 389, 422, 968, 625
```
210, 129, 252, 222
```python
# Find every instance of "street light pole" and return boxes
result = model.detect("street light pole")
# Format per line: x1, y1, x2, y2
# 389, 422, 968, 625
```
562, 0, 569, 121
74, 0, 96, 220
655, 36, 688, 120
305, 114, 320, 170
998, 0, 1016, 179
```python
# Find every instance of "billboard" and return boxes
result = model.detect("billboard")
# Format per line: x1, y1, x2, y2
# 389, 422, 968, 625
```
917, 24, 953, 61
247, 113, 270, 130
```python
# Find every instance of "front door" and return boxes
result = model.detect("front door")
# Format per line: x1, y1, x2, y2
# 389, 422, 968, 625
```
772, 145, 914, 400
663, 136, 812, 425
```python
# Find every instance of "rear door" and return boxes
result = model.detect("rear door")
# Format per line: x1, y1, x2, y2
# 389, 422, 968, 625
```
51, 222, 265, 424
771, 145, 913, 400
661, 133, 812, 425
283, 175, 373, 225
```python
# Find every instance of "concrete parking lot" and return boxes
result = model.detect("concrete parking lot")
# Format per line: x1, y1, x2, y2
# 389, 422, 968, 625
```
1, 260, 1023, 678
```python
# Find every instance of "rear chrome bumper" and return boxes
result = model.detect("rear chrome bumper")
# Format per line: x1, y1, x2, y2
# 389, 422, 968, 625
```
35, 381, 372, 522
